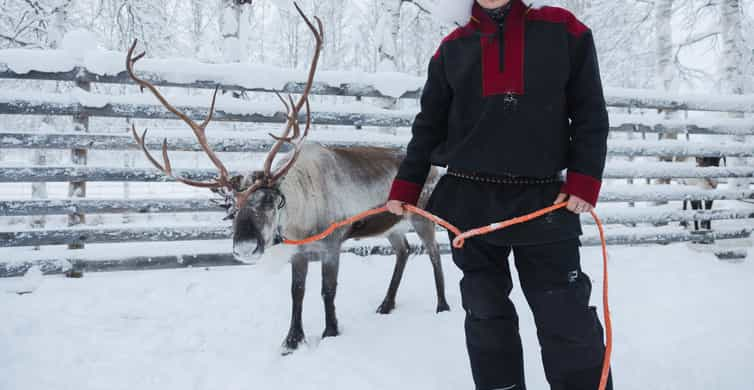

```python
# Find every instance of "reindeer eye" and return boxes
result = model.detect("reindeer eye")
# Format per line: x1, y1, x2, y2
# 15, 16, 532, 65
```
257, 192, 277, 209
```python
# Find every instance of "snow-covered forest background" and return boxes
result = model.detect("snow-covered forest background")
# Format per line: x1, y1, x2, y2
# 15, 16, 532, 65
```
1, 0, 753, 91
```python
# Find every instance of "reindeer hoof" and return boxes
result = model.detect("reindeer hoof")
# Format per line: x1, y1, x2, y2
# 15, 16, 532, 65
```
322, 326, 339, 338
281, 331, 306, 355
436, 301, 451, 313
376, 300, 395, 314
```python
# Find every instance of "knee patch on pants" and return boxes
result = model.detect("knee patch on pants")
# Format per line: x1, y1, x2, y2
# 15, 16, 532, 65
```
460, 271, 515, 321
459, 271, 520, 352
526, 274, 605, 374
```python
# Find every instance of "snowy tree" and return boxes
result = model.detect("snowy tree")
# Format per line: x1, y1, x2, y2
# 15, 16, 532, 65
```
655, 0, 676, 93
219, 0, 253, 63
719, 0, 750, 191
189, 0, 215, 55
720, 0, 747, 95
376, 0, 401, 72
0, 0, 72, 48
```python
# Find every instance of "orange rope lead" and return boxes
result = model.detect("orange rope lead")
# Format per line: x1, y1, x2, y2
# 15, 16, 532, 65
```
451, 202, 569, 248
591, 209, 612, 390
283, 202, 612, 390
282, 204, 463, 246
282, 206, 390, 246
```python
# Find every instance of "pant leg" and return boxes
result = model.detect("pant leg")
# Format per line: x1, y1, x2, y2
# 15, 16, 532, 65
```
450, 234, 526, 390
513, 239, 613, 390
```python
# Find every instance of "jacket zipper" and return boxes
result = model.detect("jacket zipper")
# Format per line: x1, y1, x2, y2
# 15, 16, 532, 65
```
497, 23, 505, 72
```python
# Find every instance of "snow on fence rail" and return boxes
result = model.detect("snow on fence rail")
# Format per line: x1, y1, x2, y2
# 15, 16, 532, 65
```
4, 132, 754, 158
2, 187, 753, 217
1, 226, 752, 277
3, 211, 754, 248
2, 163, 754, 183
1, 53, 753, 276
3, 92, 754, 134
2, 49, 754, 112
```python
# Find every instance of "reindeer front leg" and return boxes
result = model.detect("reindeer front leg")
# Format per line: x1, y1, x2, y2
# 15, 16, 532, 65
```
282, 251, 309, 354
322, 248, 341, 338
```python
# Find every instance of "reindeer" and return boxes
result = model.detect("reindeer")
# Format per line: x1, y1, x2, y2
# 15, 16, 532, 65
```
125, 3, 449, 354
682, 156, 725, 231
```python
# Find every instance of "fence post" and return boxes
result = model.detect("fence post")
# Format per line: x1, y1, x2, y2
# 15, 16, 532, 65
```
30, 149, 48, 243
68, 80, 90, 249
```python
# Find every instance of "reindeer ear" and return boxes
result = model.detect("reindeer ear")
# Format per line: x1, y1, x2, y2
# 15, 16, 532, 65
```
251, 170, 269, 184
229, 175, 244, 191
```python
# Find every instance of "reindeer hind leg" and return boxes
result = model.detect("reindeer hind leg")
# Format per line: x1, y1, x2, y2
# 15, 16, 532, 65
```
411, 215, 450, 313
702, 200, 714, 230
691, 200, 703, 231
321, 247, 341, 338
376, 232, 410, 314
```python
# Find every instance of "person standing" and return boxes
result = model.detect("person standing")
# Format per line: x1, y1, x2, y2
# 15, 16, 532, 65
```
386, 0, 613, 389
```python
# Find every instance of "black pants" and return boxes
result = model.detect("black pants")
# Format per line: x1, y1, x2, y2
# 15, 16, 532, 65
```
451, 236, 613, 390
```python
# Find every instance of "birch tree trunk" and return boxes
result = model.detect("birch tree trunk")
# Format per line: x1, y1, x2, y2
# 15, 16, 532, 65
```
720, 0, 745, 97
719, 0, 748, 190
652, 0, 677, 203
655, 0, 674, 93
190, 0, 207, 54
376, 0, 401, 72
219, 0, 246, 63
30, 1, 70, 237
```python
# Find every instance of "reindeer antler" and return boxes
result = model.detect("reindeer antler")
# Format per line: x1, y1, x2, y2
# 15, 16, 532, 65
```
256, 1, 323, 186
126, 39, 231, 190
125, 2, 323, 216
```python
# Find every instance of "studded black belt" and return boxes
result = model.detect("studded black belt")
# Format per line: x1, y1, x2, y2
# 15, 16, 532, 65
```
446, 168, 561, 185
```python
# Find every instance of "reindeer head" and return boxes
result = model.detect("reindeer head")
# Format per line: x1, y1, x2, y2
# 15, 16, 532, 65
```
126, 2, 323, 262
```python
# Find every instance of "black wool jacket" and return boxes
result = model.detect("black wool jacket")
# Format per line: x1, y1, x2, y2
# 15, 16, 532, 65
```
389, 0, 609, 207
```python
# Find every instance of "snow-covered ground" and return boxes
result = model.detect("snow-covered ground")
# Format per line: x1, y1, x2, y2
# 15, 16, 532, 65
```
2, 243, 753, 390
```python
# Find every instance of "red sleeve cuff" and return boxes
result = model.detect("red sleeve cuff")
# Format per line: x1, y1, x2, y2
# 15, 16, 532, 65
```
388, 179, 423, 205
560, 171, 602, 206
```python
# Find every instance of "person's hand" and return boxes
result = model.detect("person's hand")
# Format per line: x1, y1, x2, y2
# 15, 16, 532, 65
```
386, 200, 406, 215
554, 193, 593, 214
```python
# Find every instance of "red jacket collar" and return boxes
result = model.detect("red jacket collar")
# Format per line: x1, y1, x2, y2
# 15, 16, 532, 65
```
471, 0, 528, 34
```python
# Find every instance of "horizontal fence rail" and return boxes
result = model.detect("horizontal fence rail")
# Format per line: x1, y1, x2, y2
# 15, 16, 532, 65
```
3, 132, 754, 159
3, 223, 751, 250
0, 198, 221, 216
0, 253, 242, 278
0, 68, 425, 100
2, 208, 754, 247
0, 98, 415, 128
3, 97, 754, 135
1, 225, 232, 248
0, 132, 403, 153
2, 188, 753, 217
2, 227, 751, 277
3, 163, 753, 184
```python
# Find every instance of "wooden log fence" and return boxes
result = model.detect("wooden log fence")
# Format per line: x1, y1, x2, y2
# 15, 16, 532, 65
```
4, 132, 754, 158
1, 56, 753, 276
1, 224, 232, 248
68, 80, 90, 249
3, 163, 754, 184
1, 226, 751, 277
0, 66, 425, 100
2, 187, 753, 218
0, 99, 416, 128
3, 209, 754, 249
2, 59, 754, 112
1, 198, 221, 216
3, 97, 754, 135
